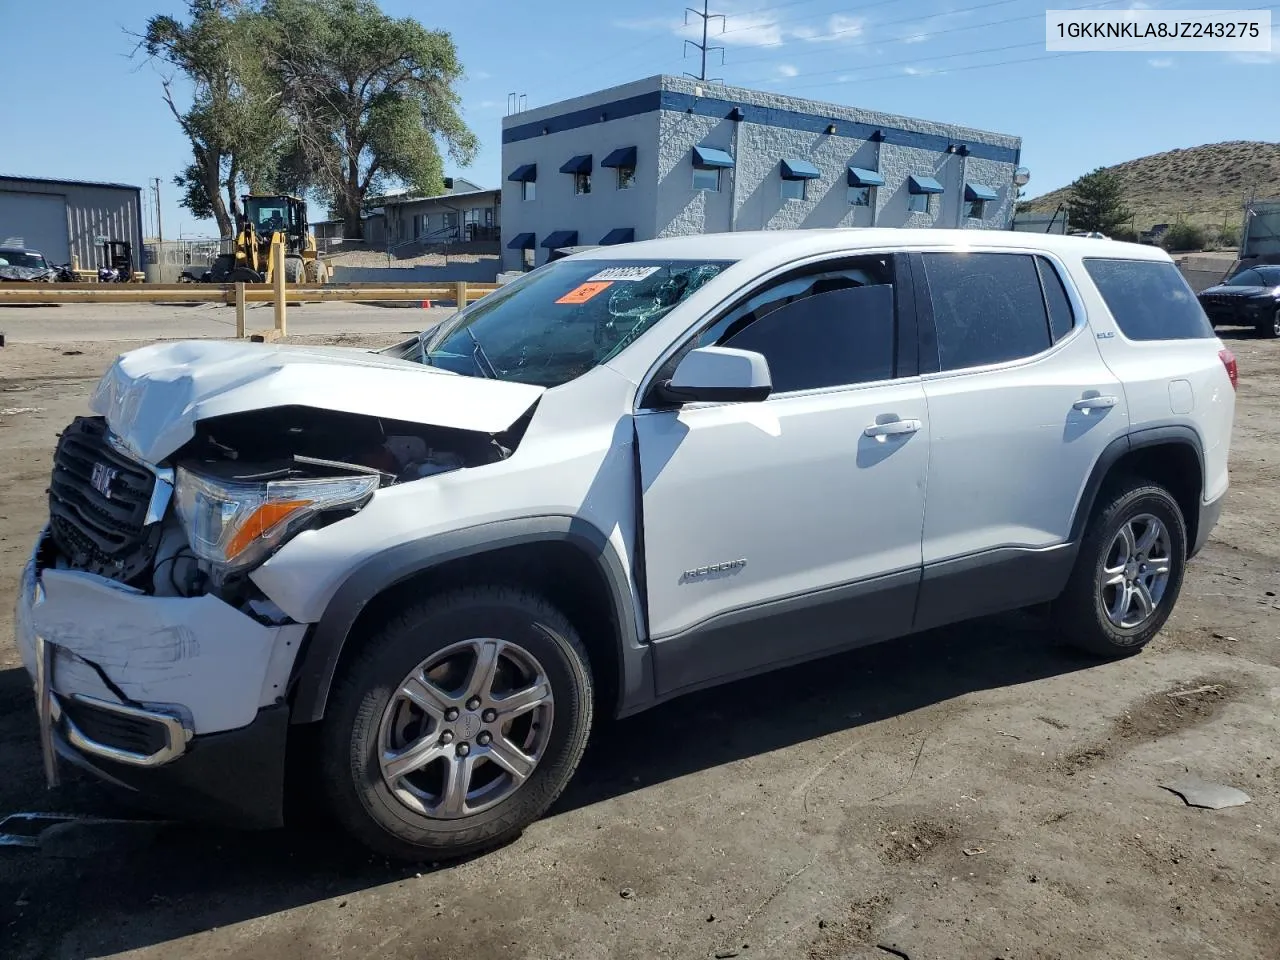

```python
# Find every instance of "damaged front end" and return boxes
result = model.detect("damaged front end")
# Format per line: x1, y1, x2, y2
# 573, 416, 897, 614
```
21, 380, 533, 827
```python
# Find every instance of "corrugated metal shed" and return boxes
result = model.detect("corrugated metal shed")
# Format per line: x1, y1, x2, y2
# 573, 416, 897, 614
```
0, 175, 144, 270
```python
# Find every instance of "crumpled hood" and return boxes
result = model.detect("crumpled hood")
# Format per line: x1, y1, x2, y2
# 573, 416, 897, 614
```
91, 340, 545, 463
0, 265, 53, 281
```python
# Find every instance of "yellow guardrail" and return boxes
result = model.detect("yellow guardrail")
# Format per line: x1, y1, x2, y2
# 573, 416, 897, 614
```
0, 264, 497, 338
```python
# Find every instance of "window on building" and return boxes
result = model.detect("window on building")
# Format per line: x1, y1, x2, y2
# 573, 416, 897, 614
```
692, 167, 720, 192
907, 192, 931, 214
848, 186, 871, 207
522, 180, 535, 202
781, 177, 806, 201
963, 198, 986, 220
693, 255, 899, 393
922, 252, 1054, 371
574, 172, 592, 195
617, 165, 636, 190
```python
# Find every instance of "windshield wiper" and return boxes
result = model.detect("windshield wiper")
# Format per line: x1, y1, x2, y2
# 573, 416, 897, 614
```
466, 327, 498, 379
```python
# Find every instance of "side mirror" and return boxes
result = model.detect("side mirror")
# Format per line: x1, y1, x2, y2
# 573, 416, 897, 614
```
653, 346, 773, 405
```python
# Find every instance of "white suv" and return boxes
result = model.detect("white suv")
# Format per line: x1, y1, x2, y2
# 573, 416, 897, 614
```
16, 230, 1236, 860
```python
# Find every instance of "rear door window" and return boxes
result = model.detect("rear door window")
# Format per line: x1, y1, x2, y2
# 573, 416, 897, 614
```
1036, 256, 1075, 342
922, 252, 1052, 371
1083, 258, 1214, 341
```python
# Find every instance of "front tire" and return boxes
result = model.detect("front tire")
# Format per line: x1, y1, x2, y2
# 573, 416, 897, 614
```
321, 586, 594, 861
1257, 307, 1280, 339
1056, 479, 1187, 657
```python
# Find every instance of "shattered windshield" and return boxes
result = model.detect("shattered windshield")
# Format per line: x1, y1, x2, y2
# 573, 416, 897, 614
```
0, 250, 48, 269
415, 258, 733, 387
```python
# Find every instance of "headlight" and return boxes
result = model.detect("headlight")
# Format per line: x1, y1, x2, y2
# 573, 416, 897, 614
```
174, 467, 379, 575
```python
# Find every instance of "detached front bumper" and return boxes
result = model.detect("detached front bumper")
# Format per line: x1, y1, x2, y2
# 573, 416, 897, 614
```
16, 536, 307, 829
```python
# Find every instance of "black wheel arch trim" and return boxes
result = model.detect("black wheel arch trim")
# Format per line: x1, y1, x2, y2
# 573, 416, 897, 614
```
290, 516, 650, 725
1068, 423, 1206, 545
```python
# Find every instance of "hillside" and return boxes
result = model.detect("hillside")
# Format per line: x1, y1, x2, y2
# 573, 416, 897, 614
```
1020, 140, 1280, 233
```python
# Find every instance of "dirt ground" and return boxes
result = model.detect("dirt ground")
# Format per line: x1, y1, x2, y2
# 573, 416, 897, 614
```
0, 328, 1277, 960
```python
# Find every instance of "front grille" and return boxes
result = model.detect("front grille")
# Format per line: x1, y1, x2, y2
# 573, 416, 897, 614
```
49, 416, 161, 583
60, 696, 170, 758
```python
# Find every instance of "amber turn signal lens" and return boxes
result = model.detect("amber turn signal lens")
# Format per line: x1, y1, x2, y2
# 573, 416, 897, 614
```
224, 499, 312, 561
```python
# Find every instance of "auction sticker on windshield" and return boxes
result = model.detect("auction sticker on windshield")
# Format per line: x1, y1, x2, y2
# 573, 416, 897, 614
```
587, 266, 662, 282
556, 281, 613, 304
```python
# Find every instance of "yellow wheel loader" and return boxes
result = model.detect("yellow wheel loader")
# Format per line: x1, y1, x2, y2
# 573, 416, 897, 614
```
209, 194, 329, 285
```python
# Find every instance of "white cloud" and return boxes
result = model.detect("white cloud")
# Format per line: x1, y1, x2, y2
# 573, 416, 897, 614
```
903, 66, 924, 75
617, 13, 783, 47
618, 8, 863, 48
477, 100, 499, 109
776, 63, 799, 77
471, 70, 492, 80
1147, 57, 1173, 68
804, 14, 865, 43
901, 33, 929, 44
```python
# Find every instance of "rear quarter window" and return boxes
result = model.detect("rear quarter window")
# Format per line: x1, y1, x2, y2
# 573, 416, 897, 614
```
1083, 258, 1214, 341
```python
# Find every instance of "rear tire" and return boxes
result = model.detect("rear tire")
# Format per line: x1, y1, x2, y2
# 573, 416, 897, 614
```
321, 586, 594, 862
229, 266, 263, 283
1055, 478, 1187, 657
284, 255, 305, 284
1257, 308, 1280, 339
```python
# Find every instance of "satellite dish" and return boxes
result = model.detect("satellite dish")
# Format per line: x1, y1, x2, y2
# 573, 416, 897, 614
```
1013, 167, 1031, 187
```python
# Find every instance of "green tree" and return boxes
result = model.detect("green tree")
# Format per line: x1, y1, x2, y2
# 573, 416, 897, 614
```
1065, 168, 1132, 235
139, 0, 286, 238
263, 0, 478, 239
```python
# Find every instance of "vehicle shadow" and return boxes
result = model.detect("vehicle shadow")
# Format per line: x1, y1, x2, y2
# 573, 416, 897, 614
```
0, 612, 1097, 956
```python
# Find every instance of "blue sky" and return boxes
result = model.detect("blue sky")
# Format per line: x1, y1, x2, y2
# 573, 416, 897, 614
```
1, 0, 1274, 237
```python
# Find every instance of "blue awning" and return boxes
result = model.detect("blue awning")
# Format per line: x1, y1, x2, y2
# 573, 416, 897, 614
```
506, 232, 536, 250
599, 228, 635, 245
847, 166, 885, 188
781, 158, 821, 180
908, 175, 945, 195
693, 145, 734, 169
507, 163, 536, 182
541, 230, 578, 249
964, 182, 999, 202
601, 146, 637, 168
560, 154, 592, 175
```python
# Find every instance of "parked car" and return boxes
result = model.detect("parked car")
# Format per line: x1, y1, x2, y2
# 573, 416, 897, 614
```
16, 230, 1236, 861
0, 246, 58, 282
1197, 264, 1280, 339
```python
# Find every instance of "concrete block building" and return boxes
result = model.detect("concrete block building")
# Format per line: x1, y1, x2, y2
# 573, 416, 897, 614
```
500, 75, 1022, 270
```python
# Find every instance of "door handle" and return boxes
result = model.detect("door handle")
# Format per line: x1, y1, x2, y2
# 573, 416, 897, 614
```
864, 418, 922, 438
1073, 395, 1118, 412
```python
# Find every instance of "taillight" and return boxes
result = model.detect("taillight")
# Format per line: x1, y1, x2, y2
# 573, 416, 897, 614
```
1219, 348, 1238, 391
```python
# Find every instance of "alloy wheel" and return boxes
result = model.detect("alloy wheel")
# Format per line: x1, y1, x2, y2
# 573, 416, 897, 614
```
1099, 513, 1173, 631
377, 638, 554, 819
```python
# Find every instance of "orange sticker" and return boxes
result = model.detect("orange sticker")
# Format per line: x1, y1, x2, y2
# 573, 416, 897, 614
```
556, 281, 613, 304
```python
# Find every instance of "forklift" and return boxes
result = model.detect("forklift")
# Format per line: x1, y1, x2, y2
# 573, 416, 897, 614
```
209, 194, 329, 285
101, 240, 137, 282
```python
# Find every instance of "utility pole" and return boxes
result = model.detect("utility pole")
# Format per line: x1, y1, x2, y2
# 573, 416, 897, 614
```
684, 0, 725, 82
153, 178, 164, 243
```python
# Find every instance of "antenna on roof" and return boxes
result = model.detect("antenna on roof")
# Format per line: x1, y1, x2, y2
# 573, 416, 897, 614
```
684, 0, 725, 83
